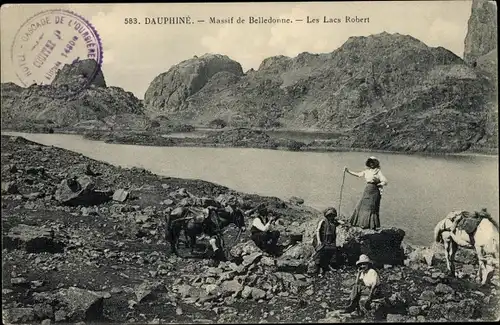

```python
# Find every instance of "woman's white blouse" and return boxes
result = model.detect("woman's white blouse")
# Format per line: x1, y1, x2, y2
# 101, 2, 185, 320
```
352, 168, 388, 185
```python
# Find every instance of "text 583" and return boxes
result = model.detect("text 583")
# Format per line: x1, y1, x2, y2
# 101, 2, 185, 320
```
124, 18, 139, 24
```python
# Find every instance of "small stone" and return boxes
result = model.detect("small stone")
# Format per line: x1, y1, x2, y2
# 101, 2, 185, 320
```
161, 199, 174, 206
423, 276, 439, 284
176, 306, 183, 315
251, 287, 266, 300
11, 277, 28, 285
431, 272, 444, 279
386, 314, 405, 322
419, 290, 436, 302
261, 256, 275, 267
54, 309, 67, 322
110, 287, 123, 294
435, 283, 454, 295
3, 308, 35, 323
241, 286, 252, 299
408, 306, 421, 316
41, 319, 52, 325
99, 291, 112, 299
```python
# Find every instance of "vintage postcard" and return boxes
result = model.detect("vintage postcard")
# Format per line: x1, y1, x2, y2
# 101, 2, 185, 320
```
1, 1, 498, 324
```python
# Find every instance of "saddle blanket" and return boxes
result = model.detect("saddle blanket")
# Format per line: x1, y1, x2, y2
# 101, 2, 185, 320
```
457, 217, 482, 235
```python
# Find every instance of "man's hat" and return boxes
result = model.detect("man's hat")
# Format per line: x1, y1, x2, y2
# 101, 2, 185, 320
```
323, 207, 337, 218
356, 254, 373, 266
258, 204, 268, 213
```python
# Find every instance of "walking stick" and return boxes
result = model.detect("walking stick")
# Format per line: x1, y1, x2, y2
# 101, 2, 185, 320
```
338, 169, 346, 217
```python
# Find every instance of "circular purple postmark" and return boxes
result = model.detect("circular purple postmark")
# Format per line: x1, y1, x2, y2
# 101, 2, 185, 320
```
11, 9, 103, 92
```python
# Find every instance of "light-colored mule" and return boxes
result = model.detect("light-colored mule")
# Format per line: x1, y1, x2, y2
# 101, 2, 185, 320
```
434, 210, 499, 285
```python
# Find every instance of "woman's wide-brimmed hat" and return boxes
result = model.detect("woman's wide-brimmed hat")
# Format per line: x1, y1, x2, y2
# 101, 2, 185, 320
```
323, 207, 338, 218
356, 254, 373, 266
366, 156, 380, 168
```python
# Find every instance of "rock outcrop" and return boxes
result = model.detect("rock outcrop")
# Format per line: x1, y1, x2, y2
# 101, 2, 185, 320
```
2, 134, 499, 323
51, 59, 107, 88
143, 54, 244, 116
3, 224, 65, 253
1, 59, 144, 128
463, 0, 498, 153
144, 33, 494, 153
463, 0, 497, 65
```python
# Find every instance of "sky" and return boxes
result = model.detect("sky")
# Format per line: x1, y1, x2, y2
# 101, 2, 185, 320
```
1, 1, 474, 99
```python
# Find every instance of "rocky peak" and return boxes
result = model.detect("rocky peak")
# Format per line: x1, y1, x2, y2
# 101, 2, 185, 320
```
1, 59, 143, 128
463, 0, 497, 64
51, 59, 106, 88
143, 53, 244, 114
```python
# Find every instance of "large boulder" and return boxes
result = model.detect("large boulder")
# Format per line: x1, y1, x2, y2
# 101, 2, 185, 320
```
3, 224, 65, 253
291, 218, 405, 267
1, 181, 18, 194
144, 54, 244, 115
56, 287, 104, 322
54, 176, 110, 206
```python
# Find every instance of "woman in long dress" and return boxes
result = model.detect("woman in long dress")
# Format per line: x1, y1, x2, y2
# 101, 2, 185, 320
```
345, 156, 388, 229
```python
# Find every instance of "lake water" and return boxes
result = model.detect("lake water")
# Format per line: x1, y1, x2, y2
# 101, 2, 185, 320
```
3, 132, 498, 246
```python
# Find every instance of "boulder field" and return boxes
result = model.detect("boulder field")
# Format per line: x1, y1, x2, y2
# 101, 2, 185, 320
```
2, 135, 499, 323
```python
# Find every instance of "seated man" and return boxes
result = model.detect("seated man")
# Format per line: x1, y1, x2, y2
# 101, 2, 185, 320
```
206, 198, 261, 259
250, 205, 280, 255
344, 254, 382, 314
312, 207, 344, 276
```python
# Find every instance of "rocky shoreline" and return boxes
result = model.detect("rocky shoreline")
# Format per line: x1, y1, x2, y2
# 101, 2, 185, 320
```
1, 134, 499, 324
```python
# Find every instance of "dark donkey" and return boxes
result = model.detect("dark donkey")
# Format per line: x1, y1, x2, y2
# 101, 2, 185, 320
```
165, 205, 247, 259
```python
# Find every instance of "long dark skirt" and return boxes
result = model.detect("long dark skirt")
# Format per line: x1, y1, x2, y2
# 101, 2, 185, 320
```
350, 183, 381, 229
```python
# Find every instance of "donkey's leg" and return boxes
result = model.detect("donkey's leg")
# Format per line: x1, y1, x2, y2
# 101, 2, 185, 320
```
449, 240, 457, 277
475, 245, 488, 285
189, 234, 197, 253
170, 226, 181, 256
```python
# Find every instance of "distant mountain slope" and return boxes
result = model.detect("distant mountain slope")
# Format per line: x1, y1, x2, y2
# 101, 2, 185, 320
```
143, 54, 244, 117
144, 32, 494, 152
